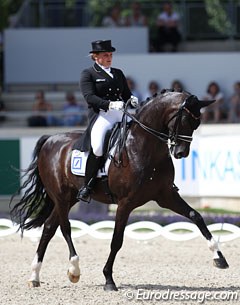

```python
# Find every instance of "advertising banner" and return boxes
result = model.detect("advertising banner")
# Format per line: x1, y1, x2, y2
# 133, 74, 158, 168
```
174, 135, 240, 197
1, 134, 240, 198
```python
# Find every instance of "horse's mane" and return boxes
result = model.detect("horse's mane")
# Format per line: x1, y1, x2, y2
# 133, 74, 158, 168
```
136, 88, 190, 119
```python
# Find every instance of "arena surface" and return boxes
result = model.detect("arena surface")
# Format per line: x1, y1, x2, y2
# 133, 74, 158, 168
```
1, 234, 240, 305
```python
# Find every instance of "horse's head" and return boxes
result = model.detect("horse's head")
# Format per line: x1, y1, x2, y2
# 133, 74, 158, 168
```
166, 92, 215, 159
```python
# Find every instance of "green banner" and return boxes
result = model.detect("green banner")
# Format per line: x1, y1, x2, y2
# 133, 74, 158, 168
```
0, 140, 20, 195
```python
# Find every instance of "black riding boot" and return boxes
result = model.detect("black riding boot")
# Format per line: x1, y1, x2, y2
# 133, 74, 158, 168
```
77, 153, 102, 202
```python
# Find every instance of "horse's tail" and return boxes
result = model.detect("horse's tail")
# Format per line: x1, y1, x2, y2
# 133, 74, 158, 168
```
10, 134, 54, 233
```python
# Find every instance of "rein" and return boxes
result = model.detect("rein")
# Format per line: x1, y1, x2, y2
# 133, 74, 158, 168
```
111, 96, 199, 165
122, 109, 169, 143
123, 97, 198, 147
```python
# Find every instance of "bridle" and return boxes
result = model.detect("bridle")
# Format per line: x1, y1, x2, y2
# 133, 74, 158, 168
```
123, 96, 201, 149
111, 96, 200, 165
166, 97, 201, 147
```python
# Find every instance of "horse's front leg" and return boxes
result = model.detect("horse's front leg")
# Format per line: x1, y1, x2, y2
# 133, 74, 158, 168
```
157, 190, 229, 269
103, 201, 132, 291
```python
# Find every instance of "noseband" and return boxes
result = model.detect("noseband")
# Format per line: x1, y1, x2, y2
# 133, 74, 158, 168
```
167, 98, 201, 147
123, 96, 201, 149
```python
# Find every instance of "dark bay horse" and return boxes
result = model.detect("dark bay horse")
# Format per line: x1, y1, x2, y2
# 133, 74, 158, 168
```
10, 90, 229, 291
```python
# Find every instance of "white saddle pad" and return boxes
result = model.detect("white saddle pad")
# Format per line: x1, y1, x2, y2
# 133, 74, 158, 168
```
71, 150, 112, 177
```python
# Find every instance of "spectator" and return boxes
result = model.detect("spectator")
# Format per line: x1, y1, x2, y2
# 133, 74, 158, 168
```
143, 80, 160, 101
8, 14, 19, 28
62, 91, 87, 126
27, 90, 56, 127
126, 76, 142, 101
171, 79, 184, 92
228, 81, 240, 123
156, 1, 182, 52
0, 32, 3, 88
102, 4, 124, 27
0, 32, 3, 47
0, 86, 6, 122
201, 82, 226, 123
124, 2, 148, 26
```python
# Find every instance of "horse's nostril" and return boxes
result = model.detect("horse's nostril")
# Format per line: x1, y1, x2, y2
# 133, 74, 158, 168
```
175, 151, 184, 159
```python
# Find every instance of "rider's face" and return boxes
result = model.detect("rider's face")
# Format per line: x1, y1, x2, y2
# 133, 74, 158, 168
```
95, 52, 113, 68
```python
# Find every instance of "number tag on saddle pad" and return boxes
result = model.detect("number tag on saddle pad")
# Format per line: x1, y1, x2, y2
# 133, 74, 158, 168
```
71, 150, 111, 177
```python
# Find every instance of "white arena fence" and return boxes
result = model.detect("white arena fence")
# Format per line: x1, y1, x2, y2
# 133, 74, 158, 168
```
0, 219, 240, 242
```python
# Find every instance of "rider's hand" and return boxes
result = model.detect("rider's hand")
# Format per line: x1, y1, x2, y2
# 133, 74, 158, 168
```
109, 101, 124, 111
130, 95, 139, 108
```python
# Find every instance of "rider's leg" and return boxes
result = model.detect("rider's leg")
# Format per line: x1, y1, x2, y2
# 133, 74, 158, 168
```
77, 151, 103, 201
77, 111, 116, 201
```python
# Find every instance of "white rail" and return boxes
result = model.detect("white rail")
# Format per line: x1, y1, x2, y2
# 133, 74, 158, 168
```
0, 219, 239, 242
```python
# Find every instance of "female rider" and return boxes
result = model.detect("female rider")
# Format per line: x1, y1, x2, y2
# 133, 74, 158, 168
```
77, 40, 138, 201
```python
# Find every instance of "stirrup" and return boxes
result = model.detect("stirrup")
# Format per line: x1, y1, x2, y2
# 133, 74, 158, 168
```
77, 186, 91, 203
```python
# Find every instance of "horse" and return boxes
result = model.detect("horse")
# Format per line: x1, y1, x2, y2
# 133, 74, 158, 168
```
10, 90, 229, 291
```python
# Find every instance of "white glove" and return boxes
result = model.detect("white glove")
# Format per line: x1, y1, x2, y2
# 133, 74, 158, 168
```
109, 101, 124, 111
130, 95, 139, 108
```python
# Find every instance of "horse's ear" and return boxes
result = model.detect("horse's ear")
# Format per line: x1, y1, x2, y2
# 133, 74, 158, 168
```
199, 99, 216, 108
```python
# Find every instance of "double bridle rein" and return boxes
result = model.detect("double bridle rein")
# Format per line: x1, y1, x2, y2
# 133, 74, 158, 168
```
123, 96, 201, 149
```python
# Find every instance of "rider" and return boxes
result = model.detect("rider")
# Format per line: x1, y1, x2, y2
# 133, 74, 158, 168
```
77, 40, 139, 201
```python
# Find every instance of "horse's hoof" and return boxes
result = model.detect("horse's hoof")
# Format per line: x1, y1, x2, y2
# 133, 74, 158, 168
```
213, 251, 229, 269
28, 280, 40, 288
104, 283, 118, 291
67, 270, 80, 283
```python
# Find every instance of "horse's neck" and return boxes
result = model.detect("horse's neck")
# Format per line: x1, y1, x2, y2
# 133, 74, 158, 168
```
127, 105, 169, 165
137, 102, 165, 131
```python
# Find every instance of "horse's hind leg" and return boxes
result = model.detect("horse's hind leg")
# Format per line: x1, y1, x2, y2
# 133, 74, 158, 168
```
157, 190, 229, 269
28, 209, 59, 287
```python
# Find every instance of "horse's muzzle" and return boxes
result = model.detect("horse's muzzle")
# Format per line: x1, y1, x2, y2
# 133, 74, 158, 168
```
173, 144, 190, 159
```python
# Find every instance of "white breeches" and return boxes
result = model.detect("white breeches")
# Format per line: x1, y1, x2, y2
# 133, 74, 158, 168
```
91, 109, 124, 156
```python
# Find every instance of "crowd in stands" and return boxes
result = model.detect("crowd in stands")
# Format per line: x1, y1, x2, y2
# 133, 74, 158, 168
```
124, 78, 240, 124
102, 1, 182, 52
1, 1, 239, 126
27, 90, 87, 127
1, 79, 239, 127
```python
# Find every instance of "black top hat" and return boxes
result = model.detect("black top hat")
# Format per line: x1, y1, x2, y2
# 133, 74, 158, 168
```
89, 40, 116, 53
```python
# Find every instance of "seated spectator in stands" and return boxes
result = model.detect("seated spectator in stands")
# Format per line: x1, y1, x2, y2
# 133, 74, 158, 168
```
228, 81, 240, 123
156, 1, 182, 52
0, 86, 6, 122
201, 82, 226, 123
0, 32, 3, 48
143, 80, 160, 101
0, 32, 3, 88
124, 2, 148, 26
102, 4, 124, 27
62, 91, 87, 126
0, 100, 5, 122
27, 90, 56, 127
171, 79, 184, 92
126, 76, 142, 101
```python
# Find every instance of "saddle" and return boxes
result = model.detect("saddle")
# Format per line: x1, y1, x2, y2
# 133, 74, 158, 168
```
71, 122, 130, 177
